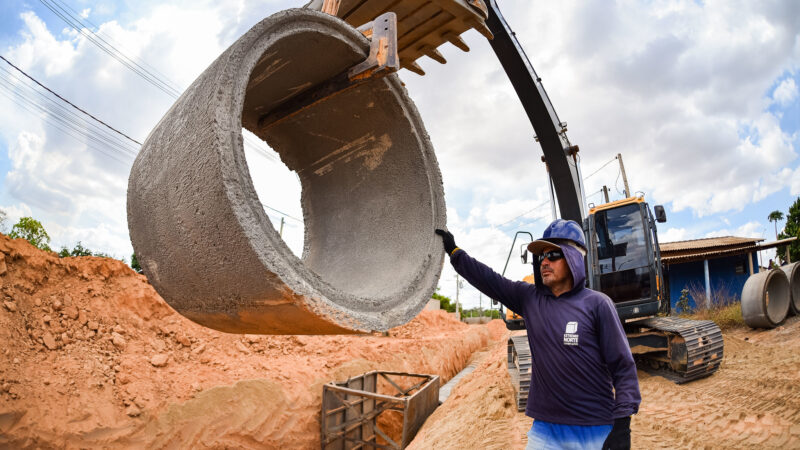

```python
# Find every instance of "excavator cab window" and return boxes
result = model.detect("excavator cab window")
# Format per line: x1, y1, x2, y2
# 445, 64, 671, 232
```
593, 204, 653, 303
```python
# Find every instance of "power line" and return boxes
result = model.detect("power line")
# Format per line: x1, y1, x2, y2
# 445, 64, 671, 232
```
0, 55, 142, 146
495, 155, 619, 228
497, 199, 551, 227
48, 0, 182, 93
582, 156, 617, 181
0, 83, 132, 165
38, 0, 181, 98
261, 203, 303, 223
8, 3, 291, 222
0, 66, 138, 158
36, 0, 280, 163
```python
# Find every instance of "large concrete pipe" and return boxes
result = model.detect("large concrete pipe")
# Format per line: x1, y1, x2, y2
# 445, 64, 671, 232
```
127, 9, 446, 334
741, 269, 790, 329
781, 262, 800, 316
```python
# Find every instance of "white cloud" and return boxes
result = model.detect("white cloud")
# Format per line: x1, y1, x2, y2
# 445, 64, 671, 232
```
659, 227, 690, 243
704, 221, 765, 239
10, 12, 77, 76
773, 77, 798, 106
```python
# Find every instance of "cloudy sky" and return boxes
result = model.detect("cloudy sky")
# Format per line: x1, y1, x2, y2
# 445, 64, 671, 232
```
0, 0, 798, 311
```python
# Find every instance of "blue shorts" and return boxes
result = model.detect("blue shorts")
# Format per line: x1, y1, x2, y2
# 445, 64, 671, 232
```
526, 420, 612, 450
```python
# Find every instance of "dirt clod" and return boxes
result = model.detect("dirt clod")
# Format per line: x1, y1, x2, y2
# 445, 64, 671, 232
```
149, 354, 169, 367
42, 332, 57, 350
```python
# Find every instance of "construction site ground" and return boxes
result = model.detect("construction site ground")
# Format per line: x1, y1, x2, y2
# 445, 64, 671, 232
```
1, 234, 799, 449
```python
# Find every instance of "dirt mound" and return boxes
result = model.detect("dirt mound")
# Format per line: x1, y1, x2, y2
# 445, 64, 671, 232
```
408, 336, 528, 449
0, 235, 489, 448
387, 309, 466, 338
486, 318, 509, 342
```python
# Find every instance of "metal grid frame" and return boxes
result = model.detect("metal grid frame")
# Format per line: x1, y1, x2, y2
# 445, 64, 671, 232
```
321, 370, 439, 449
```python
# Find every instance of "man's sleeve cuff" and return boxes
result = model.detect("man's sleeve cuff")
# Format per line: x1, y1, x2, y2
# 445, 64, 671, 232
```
450, 247, 461, 256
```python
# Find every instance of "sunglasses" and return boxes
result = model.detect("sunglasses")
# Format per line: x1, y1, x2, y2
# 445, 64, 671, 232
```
537, 249, 564, 264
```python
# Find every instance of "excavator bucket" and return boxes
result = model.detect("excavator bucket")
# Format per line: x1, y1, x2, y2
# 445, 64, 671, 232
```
127, 9, 446, 334
306, 0, 491, 75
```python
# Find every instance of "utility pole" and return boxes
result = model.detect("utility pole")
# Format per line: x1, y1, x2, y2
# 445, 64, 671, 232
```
279, 217, 285, 237
602, 185, 610, 203
617, 153, 630, 198
455, 275, 463, 319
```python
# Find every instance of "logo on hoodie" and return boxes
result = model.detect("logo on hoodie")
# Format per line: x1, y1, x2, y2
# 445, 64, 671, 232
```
564, 321, 579, 346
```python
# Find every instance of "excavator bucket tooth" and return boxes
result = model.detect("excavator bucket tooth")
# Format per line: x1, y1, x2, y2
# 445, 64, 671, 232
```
405, 61, 427, 76
424, 48, 447, 64
127, 9, 446, 335
444, 32, 470, 52
307, 0, 490, 75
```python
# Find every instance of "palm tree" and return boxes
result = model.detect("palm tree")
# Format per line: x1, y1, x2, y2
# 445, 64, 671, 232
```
768, 210, 784, 240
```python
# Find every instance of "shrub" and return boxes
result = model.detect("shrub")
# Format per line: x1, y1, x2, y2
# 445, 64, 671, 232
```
9, 217, 51, 252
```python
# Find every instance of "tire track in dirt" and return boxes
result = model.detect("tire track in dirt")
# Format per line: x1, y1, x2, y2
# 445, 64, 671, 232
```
634, 317, 800, 449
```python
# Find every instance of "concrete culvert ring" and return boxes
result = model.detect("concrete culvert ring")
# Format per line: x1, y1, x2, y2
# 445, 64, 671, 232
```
127, 9, 446, 334
741, 269, 790, 328
781, 262, 800, 316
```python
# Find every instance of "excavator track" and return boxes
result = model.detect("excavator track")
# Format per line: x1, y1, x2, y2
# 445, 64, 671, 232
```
634, 317, 724, 384
507, 335, 531, 411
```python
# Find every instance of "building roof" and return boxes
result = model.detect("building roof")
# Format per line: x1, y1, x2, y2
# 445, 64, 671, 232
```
660, 236, 763, 252
756, 236, 798, 250
659, 236, 763, 264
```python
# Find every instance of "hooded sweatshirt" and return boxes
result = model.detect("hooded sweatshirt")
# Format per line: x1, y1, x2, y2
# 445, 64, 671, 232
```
449, 245, 640, 426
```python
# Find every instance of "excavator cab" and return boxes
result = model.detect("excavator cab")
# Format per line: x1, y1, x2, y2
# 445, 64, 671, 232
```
586, 196, 668, 320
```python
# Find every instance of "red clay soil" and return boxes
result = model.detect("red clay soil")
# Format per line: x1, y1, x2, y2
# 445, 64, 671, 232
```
0, 234, 489, 448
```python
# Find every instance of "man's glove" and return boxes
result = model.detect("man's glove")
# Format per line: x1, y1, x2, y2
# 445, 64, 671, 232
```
602, 416, 631, 450
435, 229, 458, 255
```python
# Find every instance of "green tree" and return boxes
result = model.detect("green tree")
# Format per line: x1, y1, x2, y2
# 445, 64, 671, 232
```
58, 242, 96, 258
9, 216, 51, 252
432, 291, 455, 313
131, 253, 143, 274
777, 197, 800, 264
768, 210, 784, 240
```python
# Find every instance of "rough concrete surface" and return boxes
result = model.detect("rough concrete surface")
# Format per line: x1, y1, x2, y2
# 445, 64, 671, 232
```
127, 9, 446, 334
741, 269, 790, 328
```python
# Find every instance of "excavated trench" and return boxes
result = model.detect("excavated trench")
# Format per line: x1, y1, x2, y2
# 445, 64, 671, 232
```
127, 9, 446, 334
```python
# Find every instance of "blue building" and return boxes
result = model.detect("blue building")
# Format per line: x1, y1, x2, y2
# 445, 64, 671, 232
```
660, 237, 790, 311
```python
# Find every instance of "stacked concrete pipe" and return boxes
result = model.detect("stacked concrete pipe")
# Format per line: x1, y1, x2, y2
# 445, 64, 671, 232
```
741, 269, 790, 328
781, 262, 800, 316
127, 9, 446, 334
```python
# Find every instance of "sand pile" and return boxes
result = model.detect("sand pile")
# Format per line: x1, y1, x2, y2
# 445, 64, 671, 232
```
0, 234, 489, 448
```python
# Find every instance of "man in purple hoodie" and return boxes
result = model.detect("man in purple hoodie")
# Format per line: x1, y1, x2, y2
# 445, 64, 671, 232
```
436, 219, 640, 449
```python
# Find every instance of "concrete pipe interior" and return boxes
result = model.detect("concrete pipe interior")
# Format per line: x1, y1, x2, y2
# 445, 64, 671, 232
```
742, 269, 790, 328
764, 269, 790, 324
782, 262, 800, 315
127, 10, 446, 335
243, 36, 434, 301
